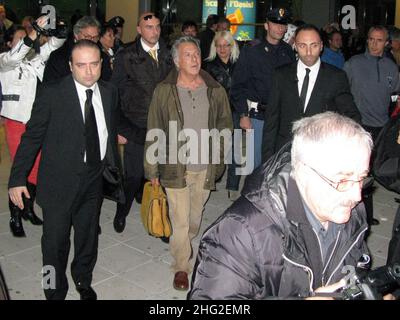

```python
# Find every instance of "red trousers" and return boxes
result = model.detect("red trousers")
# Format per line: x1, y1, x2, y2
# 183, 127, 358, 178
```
5, 119, 41, 185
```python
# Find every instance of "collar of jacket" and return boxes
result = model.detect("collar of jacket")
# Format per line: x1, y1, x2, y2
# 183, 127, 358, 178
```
284, 177, 325, 276
130, 37, 169, 61
364, 49, 384, 60
162, 67, 220, 89
262, 38, 286, 51
241, 143, 291, 221
212, 55, 232, 69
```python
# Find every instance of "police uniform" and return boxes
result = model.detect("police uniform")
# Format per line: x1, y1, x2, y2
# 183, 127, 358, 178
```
109, 16, 125, 52
230, 8, 295, 169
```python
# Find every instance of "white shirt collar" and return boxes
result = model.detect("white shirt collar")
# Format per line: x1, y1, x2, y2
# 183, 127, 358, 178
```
296, 58, 321, 112
297, 58, 321, 74
73, 79, 98, 95
140, 38, 159, 53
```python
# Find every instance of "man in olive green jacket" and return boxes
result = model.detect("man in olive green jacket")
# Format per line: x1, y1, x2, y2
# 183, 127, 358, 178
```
144, 36, 233, 291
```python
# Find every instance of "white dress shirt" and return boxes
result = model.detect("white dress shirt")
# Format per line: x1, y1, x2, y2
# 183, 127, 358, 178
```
140, 38, 159, 59
74, 80, 108, 162
297, 58, 321, 112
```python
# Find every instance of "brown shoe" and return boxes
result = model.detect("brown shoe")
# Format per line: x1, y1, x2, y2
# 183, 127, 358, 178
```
173, 271, 189, 291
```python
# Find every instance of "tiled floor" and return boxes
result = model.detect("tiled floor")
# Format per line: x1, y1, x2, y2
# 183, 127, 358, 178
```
0, 123, 399, 299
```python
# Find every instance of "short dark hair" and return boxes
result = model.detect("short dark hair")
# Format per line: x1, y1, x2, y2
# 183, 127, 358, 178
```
100, 23, 116, 38
327, 30, 342, 41
181, 20, 198, 33
294, 23, 322, 41
368, 25, 389, 41
69, 39, 101, 62
206, 14, 219, 28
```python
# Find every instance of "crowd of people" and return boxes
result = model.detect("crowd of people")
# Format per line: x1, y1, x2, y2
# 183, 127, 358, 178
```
0, 4, 400, 300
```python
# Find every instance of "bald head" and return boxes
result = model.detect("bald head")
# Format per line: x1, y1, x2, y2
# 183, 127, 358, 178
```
138, 12, 159, 26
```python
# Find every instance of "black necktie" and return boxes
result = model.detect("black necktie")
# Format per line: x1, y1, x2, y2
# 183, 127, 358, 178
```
84, 89, 101, 165
300, 68, 311, 111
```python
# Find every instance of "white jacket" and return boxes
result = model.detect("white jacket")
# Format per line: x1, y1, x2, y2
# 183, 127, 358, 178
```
0, 36, 65, 123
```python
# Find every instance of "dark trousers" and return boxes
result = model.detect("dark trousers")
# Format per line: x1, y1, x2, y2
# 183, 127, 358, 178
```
41, 163, 104, 300
0, 265, 10, 300
387, 205, 400, 265
362, 125, 383, 225
226, 112, 242, 191
115, 141, 144, 218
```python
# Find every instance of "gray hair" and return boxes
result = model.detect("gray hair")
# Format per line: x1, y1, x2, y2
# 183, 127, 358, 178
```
171, 36, 201, 66
367, 25, 389, 41
73, 16, 101, 36
291, 112, 373, 173
206, 31, 240, 63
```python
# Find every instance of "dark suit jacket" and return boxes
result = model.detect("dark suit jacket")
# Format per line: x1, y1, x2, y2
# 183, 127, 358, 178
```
8, 75, 121, 210
262, 61, 361, 162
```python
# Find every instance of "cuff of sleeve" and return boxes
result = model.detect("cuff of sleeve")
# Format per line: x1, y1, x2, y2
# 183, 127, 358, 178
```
23, 36, 34, 47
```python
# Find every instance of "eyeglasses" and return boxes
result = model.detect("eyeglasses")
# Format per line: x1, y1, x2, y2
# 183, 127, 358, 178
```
303, 163, 373, 192
81, 33, 99, 41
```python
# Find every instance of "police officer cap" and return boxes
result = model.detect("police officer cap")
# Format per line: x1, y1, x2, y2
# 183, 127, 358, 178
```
109, 16, 125, 28
266, 8, 290, 25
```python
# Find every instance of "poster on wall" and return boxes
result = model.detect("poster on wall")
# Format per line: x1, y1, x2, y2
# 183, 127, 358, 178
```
202, 0, 256, 40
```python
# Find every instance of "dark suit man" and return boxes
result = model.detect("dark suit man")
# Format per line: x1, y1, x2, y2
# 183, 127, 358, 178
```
111, 12, 173, 233
8, 40, 120, 300
262, 24, 361, 162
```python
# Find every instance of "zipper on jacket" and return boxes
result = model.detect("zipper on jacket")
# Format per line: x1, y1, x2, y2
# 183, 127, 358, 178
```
283, 254, 314, 293
376, 57, 381, 83
325, 226, 368, 286
321, 230, 342, 286
311, 228, 324, 267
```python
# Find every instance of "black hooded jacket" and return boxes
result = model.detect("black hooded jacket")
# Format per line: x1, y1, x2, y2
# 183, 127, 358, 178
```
189, 145, 369, 299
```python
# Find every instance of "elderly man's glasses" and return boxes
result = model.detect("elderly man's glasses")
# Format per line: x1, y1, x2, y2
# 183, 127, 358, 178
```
81, 33, 99, 41
303, 163, 373, 192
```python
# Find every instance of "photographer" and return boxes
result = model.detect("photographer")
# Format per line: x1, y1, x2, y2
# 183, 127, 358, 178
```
0, 15, 66, 237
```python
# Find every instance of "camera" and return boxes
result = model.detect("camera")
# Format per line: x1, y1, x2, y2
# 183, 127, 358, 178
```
32, 14, 69, 39
341, 263, 400, 300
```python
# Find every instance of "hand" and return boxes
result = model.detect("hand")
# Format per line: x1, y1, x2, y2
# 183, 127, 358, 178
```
36, 15, 49, 29
239, 116, 252, 130
28, 16, 48, 41
118, 134, 128, 145
383, 293, 396, 300
9, 186, 30, 210
306, 279, 346, 300
151, 178, 160, 186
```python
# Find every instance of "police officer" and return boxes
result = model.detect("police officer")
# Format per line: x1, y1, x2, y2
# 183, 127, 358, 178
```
108, 16, 125, 52
230, 8, 295, 170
